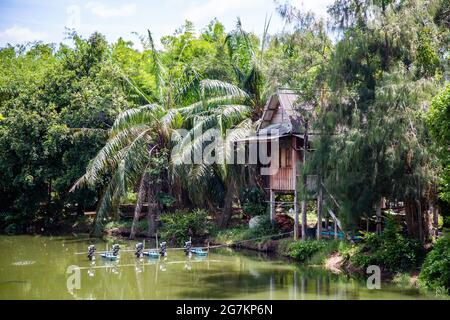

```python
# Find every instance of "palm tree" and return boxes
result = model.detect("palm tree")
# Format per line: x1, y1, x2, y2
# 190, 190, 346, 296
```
171, 80, 253, 227
72, 19, 269, 235
71, 30, 180, 237
225, 17, 270, 114
71, 77, 251, 235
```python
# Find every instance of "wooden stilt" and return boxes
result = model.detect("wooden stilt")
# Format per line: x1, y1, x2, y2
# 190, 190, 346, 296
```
301, 121, 308, 241
317, 176, 323, 240
334, 219, 338, 239
294, 191, 299, 240
270, 189, 275, 222
301, 196, 307, 241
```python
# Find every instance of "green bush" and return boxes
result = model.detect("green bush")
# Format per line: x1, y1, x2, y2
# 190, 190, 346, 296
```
159, 209, 211, 245
157, 192, 176, 208
285, 240, 328, 262
419, 236, 450, 294
350, 218, 424, 273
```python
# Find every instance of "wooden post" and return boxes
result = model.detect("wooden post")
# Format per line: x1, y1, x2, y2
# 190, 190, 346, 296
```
301, 121, 308, 241
376, 198, 382, 235
293, 135, 299, 240
334, 219, 338, 239
317, 176, 323, 240
294, 191, 299, 240
301, 197, 307, 241
270, 189, 275, 222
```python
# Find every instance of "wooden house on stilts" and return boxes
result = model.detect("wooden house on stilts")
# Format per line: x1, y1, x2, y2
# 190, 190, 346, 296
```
241, 89, 343, 240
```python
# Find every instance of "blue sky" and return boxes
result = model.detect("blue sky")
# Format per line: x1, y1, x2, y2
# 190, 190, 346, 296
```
0, 0, 334, 49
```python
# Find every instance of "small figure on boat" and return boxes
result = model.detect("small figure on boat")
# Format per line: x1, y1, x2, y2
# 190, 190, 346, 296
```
184, 241, 192, 255
160, 241, 167, 257
87, 245, 96, 261
135, 242, 144, 258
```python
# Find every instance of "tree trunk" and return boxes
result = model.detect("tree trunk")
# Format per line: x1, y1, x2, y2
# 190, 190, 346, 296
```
129, 174, 147, 239
219, 178, 235, 227
405, 198, 429, 242
416, 199, 423, 242
147, 186, 159, 237
431, 202, 438, 238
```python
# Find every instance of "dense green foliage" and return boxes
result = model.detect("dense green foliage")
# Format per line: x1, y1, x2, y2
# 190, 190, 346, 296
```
279, 239, 346, 264
344, 218, 424, 273
282, 240, 328, 262
159, 209, 212, 245
301, 0, 450, 238
241, 187, 267, 217
0, 33, 136, 233
427, 85, 450, 203
0, 0, 449, 240
419, 236, 450, 294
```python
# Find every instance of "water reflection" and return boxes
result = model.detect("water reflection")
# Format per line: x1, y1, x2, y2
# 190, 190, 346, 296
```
0, 235, 440, 300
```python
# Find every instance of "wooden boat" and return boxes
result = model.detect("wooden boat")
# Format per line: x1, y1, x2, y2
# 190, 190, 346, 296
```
320, 231, 362, 241
100, 252, 119, 260
190, 248, 208, 256
143, 249, 160, 258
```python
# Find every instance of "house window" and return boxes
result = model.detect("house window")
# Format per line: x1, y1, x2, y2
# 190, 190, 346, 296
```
279, 148, 292, 167
286, 148, 292, 167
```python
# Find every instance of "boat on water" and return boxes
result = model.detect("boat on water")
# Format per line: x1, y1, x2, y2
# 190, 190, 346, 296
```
100, 252, 119, 261
190, 248, 208, 256
100, 244, 120, 260
143, 249, 160, 258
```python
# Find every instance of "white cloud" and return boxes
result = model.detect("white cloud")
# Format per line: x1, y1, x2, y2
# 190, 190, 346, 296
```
184, 0, 261, 23
86, 2, 137, 18
0, 26, 48, 44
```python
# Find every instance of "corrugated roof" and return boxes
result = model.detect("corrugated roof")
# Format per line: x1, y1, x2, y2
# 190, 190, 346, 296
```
258, 90, 312, 135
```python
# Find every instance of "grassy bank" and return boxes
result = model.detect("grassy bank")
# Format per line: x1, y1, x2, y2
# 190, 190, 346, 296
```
211, 219, 449, 297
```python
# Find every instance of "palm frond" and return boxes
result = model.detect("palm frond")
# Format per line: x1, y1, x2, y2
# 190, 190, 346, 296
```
147, 30, 166, 103
110, 104, 163, 136
200, 79, 249, 99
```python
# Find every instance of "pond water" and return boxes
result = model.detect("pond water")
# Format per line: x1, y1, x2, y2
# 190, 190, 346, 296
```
0, 235, 438, 300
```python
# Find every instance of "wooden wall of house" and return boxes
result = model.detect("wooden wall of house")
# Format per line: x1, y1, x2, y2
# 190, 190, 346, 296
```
270, 106, 288, 124
268, 136, 302, 191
